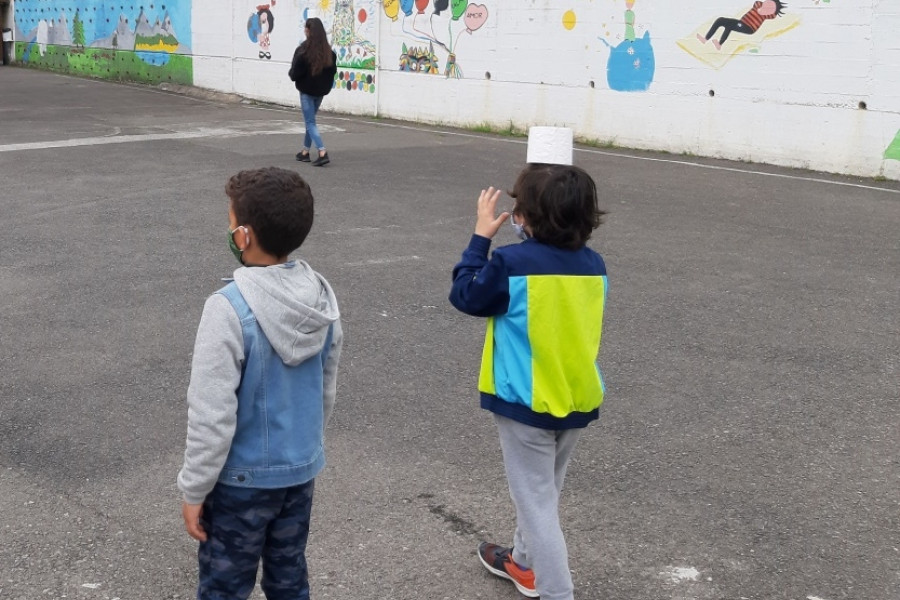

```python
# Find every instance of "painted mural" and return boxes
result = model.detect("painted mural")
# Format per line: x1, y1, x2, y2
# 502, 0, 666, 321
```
247, 1, 276, 60
885, 131, 900, 162
399, 41, 439, 74
597, 0, 655, 92
301, 0, 377, 94
330, 0, 376, 92
13, 0, 192, 84
677, 0, 800, 69
383, 0, 488, 79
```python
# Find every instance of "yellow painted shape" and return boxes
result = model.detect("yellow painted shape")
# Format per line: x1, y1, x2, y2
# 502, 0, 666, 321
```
135, 40, 179, 52
563, 10, 577, 31
677, 13, 801, 69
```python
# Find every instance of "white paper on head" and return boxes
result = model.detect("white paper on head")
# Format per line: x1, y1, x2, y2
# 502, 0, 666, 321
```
526, 127, 573, 165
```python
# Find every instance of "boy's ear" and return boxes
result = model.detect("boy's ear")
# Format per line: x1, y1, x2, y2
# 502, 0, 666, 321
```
234, 225, 253, 249
243, 225, 257, 247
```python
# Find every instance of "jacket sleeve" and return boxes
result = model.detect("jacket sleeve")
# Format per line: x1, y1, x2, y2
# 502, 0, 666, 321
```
176, 293, 244, 505
449, 234, 511, 317
322, 318, 343, 428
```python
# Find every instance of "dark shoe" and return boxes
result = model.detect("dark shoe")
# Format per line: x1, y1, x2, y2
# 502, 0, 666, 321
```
477, 542, 537, 597
296, 151, 311, 162
312, 152, 330, 167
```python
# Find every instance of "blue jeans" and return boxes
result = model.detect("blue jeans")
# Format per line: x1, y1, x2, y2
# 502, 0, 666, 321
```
197, 480, 315, 600
300, 93, 324, 152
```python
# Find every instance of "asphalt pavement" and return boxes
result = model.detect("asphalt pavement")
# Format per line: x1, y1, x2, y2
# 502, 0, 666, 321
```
1, 67, 898, 600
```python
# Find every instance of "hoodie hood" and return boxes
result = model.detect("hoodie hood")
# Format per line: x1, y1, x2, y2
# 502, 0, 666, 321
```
232, 260, 340, 366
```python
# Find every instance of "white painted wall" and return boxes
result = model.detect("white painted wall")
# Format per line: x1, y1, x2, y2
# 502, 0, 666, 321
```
190, 0, 900, 180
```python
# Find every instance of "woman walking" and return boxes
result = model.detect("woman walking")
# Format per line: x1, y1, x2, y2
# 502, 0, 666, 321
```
289, 18, 337, 166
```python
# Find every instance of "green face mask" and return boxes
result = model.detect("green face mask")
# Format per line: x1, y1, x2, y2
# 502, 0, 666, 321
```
228, 227, 245, 264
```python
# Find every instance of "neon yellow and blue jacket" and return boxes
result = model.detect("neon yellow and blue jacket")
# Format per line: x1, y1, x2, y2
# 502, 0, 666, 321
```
450, 234, 607, 430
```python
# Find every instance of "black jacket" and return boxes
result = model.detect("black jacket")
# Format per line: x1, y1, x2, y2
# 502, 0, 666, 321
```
289, 48, 337, 97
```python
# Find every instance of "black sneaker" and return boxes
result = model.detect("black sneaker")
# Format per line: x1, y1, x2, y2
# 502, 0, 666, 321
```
312, 152, 330, 167
477, 542, 538, 597
296, 151, 311, 162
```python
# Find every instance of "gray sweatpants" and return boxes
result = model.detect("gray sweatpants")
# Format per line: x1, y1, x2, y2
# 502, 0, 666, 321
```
494, 414, 583, 600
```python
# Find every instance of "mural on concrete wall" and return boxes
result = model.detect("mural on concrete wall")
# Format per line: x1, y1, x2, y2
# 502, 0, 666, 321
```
247, 1, 276, 60
885, 131, 900, 161
677, 0, 800, 69
13, 0, 191, 84
384, 0, 488, 79
302, 0, 377, 94
596, 0, 655, 92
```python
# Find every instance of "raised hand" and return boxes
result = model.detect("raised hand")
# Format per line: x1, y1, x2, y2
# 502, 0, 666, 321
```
474, 187, 510, 240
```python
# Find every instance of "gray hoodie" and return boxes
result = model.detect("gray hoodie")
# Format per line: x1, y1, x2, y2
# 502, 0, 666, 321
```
177, 260, 342, 504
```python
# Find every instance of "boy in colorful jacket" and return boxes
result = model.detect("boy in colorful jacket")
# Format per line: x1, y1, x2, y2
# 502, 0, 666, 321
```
177, 167, 342, 600
449, 159, 608, 600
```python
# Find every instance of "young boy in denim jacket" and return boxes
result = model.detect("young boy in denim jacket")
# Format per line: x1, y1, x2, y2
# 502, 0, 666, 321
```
449, 130, 608, 600
178, 166, 342, 600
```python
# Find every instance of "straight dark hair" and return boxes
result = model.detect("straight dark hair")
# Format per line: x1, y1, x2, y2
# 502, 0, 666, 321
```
509, 164, 606, 250
301, 17, 333, 76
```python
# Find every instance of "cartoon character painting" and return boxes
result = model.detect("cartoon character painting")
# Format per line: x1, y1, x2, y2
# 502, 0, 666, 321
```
600, 0, 655, 92
248, 1, 276, 59
398, 42, 440, 74
624, 0, 636, 42
697, 0, 786, 50
678, 0, 800, 69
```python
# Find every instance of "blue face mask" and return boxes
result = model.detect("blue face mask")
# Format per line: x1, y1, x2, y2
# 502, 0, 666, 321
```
511, 216, 529, 241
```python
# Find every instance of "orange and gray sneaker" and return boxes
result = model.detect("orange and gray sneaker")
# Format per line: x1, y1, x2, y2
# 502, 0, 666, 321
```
477, 541, 539, 597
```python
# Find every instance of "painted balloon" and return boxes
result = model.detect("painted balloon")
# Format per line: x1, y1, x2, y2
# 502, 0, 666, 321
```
464, 4, 488, 32
400, 0, 415, 16
415, 0, 429, 14
383, 0, 399, 21
451, 0, 467, 21
433, 0, 449, 15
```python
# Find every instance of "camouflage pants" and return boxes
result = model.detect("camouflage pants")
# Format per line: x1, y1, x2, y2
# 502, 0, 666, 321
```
197, 480, 315, 600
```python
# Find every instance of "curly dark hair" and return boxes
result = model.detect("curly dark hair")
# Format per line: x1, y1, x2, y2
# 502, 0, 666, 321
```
226, 167, 314, 257
509, 164, 606, 250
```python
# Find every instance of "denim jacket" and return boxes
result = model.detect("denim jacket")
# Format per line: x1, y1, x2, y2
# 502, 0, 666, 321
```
217, 283, 335, 489
178, 261, 342, 505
